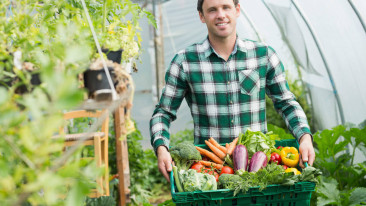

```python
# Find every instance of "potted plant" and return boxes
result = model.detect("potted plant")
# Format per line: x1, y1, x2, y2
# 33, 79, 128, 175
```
81, 0, 156, 98
0, 1, 43, 93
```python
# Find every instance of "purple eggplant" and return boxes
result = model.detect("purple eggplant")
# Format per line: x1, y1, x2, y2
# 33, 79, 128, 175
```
248, 151, 268, 172
233, 144, 249, 171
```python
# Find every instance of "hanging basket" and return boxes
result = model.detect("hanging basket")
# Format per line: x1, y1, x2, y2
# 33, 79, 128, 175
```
16, 72, 41, 94
0, 61, 42, 94
102, 49, 123, 64
83, 66, 117, 97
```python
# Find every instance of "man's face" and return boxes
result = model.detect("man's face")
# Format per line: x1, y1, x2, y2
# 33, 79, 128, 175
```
199, 0, 240, 41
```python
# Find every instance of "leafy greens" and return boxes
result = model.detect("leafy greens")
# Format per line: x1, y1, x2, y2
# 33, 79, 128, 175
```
238, 129, 277, 159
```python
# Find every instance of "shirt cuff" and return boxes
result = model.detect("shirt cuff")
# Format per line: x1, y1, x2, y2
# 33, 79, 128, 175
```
153, 137, 170, 156
294, 127, 313, 143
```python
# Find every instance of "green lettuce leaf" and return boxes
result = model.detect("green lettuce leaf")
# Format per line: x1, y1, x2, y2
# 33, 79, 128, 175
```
238, 129, 277, 158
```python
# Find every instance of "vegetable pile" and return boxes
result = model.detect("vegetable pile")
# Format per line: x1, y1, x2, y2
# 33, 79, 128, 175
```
170, 130, 322, 196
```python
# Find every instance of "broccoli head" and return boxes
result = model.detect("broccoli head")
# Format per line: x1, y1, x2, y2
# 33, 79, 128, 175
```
218, 174, 242, 189
170, 142, 202, 170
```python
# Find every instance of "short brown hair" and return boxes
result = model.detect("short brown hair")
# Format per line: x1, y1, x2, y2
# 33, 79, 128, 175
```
197, 0, 239, 13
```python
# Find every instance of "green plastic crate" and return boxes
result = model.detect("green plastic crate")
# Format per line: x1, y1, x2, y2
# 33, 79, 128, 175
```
170, 139, 316, 206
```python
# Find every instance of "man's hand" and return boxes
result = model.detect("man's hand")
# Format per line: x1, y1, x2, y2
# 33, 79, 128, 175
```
157, 146, 172, 182
299, 134, 315, 168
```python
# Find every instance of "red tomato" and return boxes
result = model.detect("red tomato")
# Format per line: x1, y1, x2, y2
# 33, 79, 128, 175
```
220, 166, 234, 175
190, 162, 204, 172
270, 152, 281, 165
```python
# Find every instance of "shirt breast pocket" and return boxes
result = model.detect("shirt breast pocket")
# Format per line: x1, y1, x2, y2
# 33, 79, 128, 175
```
238, 69, 260, 95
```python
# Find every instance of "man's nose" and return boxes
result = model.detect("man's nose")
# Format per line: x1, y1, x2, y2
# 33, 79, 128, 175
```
216, 8, 226, 20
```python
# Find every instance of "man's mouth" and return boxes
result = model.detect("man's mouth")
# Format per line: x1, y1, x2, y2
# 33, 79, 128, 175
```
216, 22, 228, 26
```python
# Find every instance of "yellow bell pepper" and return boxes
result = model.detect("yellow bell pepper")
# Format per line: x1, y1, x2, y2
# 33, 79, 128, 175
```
285, 168, 301, 175
280, 147, 299, 167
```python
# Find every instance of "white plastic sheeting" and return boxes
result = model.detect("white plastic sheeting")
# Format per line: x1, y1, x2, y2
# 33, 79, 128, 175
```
159, 0, 366, 131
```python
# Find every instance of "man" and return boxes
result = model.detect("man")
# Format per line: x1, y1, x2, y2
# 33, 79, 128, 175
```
150, 0, 315, 182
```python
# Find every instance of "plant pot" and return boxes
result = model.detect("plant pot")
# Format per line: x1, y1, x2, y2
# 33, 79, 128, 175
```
83, 67, 117, 96
102, 49, 123, 64
16, 72, 41, 94
0, 76, 14, 88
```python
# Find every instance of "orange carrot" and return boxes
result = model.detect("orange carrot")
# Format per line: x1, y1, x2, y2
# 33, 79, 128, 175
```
205, 140, 226, 160
199, 160, 223, 170
227, 137, 239, 156
209, 138, 227, 154
225, 143, 229, 150
195, 146, 224, 164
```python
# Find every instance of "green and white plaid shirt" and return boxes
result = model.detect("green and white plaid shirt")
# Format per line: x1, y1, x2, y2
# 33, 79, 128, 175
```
150, 37, 311, 152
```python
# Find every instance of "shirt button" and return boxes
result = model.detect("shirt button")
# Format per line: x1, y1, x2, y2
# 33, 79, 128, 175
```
227, 81, 230, 84
231, 119, 234, 123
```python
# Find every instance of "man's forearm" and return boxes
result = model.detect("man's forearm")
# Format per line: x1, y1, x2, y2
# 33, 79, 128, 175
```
150, 108, 173, 155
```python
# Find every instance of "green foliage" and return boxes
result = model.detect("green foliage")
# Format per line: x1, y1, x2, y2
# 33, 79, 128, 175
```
0, 17, 94, 206
0, 0, 156, 205
170, 128, 194, 146
69, 0, 156, 62
266, 77, 314, 133
221, 164, 321, 196
85, 195, 116, 206
238, 129, 277, 159
267, 124, 295, 139
313, 125, 366, 205
126, 123, 170, 205
0, 1, 133, 205
157, 199, 176, 206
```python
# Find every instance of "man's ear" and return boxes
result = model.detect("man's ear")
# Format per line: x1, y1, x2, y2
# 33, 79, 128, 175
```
199, 11, 206, 23
235, 3, 241, 18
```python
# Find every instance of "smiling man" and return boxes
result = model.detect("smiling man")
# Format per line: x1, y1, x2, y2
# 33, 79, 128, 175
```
150, 0, 315, 182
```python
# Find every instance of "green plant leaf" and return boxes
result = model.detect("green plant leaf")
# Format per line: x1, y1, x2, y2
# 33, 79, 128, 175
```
0, 88, 8, 104
267, 124, 294, 139
349, 187, 366, 206
358, 145, 366, 158
66, 181, 91, 206
333, 140, 350, 156
316, 177, 341, 206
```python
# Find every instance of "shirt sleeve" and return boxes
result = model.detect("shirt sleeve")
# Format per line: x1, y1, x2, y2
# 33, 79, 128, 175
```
265, 46, 311, 141
150, 53, 188, 155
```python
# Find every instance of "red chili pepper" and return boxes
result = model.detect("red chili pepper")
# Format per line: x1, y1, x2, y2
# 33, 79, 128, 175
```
270, 152, 281, 165
282, 165, 288, 170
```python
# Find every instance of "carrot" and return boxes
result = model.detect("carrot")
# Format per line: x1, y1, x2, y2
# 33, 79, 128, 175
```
227, 137, 239, 156
209, 138, 227, 154
195, 146, 224, 164
199, 160, 223, 170
225, 143, 229, 150
205, 140, 226, 160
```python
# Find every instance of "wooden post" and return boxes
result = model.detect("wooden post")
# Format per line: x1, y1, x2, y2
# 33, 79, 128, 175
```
153, 1, 165, 100
114, 106, 131, 205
